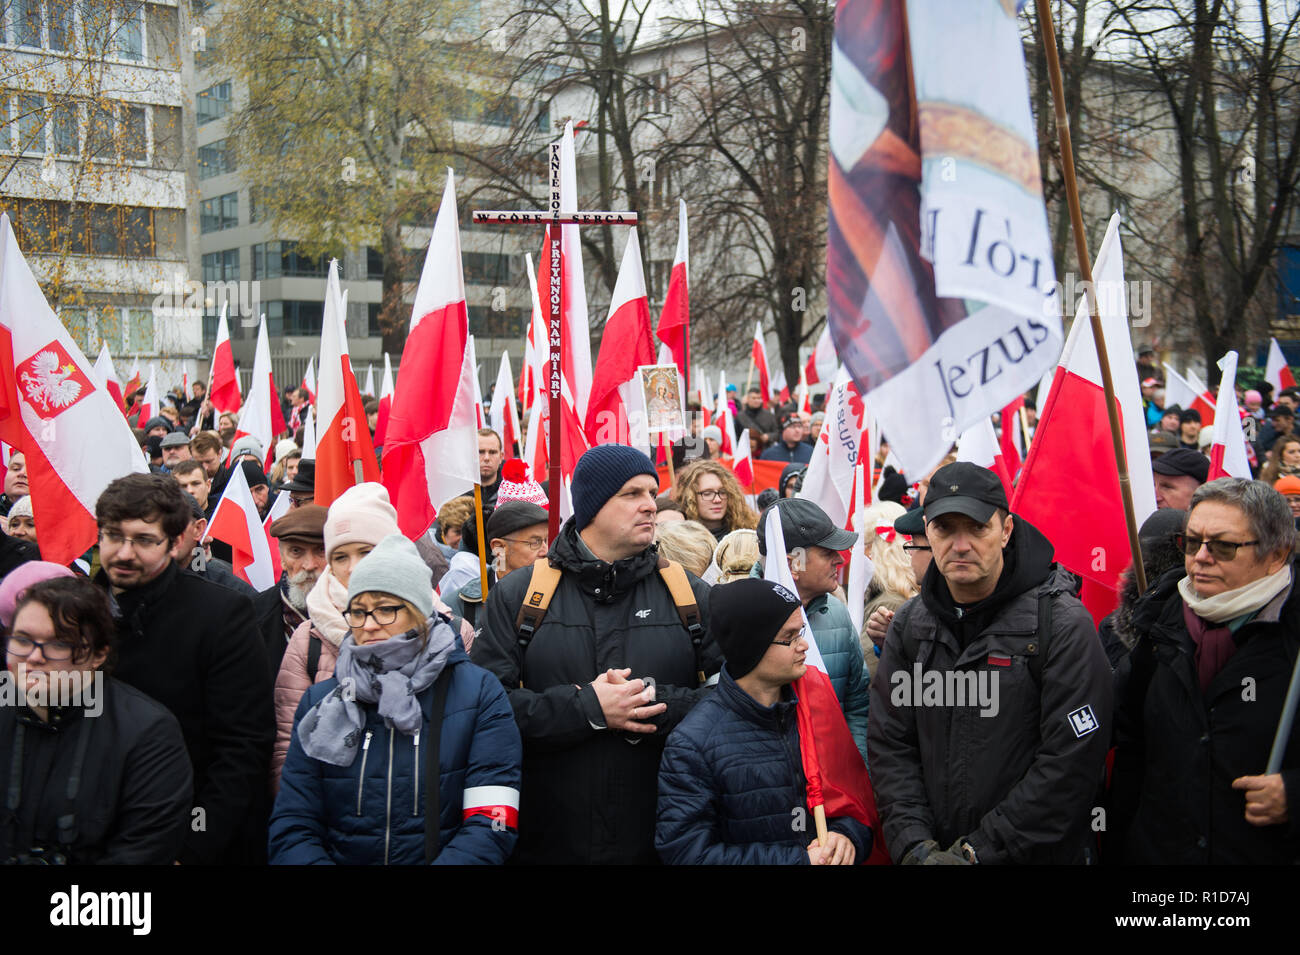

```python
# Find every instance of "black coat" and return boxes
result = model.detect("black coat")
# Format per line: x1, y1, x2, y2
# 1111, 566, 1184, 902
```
94, 560, 275, 864
0, 529, 38, 581
0, 678, 193, 864
253, 581, 291, 681
1110, 567, 1300, 864
471, 519, 722, 864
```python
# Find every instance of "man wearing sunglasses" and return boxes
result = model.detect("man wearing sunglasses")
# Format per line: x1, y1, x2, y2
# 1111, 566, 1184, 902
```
1111, 477, 1300, 864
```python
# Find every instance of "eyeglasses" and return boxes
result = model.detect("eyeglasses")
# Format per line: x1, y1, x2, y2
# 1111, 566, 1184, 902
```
1175, 534, 1260, 561
503, 536, 548, 551
99, 529, 168, 551
6, 635, 78, 662
903, 544, 932, 552
697, 489, 729, 502
772, 625, 806, 646
345, 604, 405, 627
289, 494, 313, 508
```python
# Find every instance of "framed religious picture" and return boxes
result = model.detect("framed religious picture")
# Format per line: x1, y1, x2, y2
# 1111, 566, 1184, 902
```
639, 363, 685, 435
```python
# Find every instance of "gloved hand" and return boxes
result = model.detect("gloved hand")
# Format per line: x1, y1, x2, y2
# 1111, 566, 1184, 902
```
900, 839, 940, 865
922, 837, 974, 865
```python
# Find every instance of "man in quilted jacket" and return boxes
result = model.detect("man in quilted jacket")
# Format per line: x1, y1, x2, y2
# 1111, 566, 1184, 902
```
656, 578, 871, 864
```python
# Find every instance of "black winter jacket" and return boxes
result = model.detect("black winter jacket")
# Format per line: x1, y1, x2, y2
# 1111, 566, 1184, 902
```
656, 666, 872, 864
0, 678, 192, 864
471, 518, 722, 864
95, 560, 274, 865
867, 518, 1113, 864
1109, 566, 1300, 864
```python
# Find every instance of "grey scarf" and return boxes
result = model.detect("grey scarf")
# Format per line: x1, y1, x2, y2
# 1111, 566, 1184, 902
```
297, 617, 455, 767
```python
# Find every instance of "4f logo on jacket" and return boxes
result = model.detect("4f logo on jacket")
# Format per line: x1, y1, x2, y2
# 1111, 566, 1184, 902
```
1067, 705, 1099, 738
634, 609, 652, 618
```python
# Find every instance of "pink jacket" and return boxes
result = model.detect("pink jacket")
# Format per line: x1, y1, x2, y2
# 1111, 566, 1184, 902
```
271, 619, 339, 793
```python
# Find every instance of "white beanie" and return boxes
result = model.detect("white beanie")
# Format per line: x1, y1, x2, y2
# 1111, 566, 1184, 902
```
324, 482, 401, 557
7, 495, 32, 525
275, 438, 299, 464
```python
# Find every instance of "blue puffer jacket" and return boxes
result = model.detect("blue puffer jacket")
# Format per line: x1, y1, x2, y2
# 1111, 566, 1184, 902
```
656, 666, 873, 864
268, 644, 522, 865
749, 563, 871, 767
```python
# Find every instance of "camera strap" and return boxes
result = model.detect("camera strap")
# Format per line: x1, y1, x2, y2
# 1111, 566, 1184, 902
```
56, 714, 94, 849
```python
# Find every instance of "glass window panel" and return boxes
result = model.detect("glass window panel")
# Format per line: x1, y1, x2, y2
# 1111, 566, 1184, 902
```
17, 94, 45, 155
84, 101, 114, 160
115, 1, 143, 60
196, 82, 230, 125
15, 0, 43, 47
126, 308, 153, 352
60, 309, 92, 352
48, 0, 72, 50
89, 204, 119, 255
52, 103, 78, 155
122, 206, 151, 256
122, 104, 146, 160
80, 0, 112, 52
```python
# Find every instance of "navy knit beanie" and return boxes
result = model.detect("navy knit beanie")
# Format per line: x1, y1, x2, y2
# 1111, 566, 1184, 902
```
571, 444, 658, 530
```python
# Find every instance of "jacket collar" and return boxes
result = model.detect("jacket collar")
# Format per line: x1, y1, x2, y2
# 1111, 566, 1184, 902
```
95, 559, 179, 621
716, 665, 798, 725
548, 518, 660, 602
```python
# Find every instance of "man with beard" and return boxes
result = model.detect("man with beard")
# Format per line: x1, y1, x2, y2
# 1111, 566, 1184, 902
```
260, 505, 327, 681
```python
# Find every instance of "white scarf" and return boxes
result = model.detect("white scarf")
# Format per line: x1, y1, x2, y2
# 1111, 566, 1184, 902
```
305, 567, 351, 648
1178, 564, 1292, 624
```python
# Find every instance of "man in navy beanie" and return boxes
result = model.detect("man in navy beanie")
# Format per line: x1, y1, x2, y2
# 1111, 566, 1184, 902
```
472, 443, 723, 864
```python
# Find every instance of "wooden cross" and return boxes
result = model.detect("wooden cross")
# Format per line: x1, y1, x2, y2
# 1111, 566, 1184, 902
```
472, 140, 637, 539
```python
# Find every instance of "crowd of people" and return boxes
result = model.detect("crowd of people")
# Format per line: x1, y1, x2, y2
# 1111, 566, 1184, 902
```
0, 366, 1296, 867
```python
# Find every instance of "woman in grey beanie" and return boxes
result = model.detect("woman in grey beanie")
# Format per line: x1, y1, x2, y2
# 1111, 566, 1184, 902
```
269, 534, 523, 865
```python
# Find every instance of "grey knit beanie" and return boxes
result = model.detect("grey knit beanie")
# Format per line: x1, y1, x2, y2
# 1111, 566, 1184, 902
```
346, 534, 434, 619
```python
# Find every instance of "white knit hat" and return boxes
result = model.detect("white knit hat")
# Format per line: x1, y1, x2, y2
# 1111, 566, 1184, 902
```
324, 482, 401, 557
496, 458, 548, 508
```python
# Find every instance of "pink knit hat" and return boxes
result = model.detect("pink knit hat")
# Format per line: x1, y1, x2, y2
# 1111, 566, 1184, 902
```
324, 482, 401, 557
0, 561, 76, 628
496, 459, 548, 509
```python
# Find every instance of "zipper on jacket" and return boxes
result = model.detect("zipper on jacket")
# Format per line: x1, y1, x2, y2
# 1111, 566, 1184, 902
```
384, 727, 395, 865
355, 730, 373, 816
412, 729, 421, 816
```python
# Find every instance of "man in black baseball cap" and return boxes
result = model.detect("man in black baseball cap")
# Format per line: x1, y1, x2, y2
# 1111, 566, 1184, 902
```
757, 497, 869, 764
868, 461, 1111, 865
1152, 447, 1208, 510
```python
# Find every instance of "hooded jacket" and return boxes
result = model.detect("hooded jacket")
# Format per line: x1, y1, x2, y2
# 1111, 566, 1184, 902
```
1109, 566, 1300, 864
656, 665, 872, 864
471, 517, 723, 864
867, 517, 1112, 864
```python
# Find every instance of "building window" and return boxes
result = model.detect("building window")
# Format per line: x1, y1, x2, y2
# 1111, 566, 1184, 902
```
467, 305, 525, 339
265, 300, 323, 337
462, 251, 511, 285
47, 0, 70, 51
114, 0, 143, 60
252, 240, 327, 279
14, 0, 43, 47
51, 102, 77, 155
12, 200, 158, 258
199, 192, 238, 233
201, 248, 239, 283
121, 104, 146, 161
196, 81, 231, 125
15, 94, 46, 155
366, 246, 384, 281
126, 307, 153, 352
198, 138, 234, 179
59, 307, 92, 353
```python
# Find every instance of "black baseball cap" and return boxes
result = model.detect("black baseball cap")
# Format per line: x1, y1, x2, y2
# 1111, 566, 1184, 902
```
894, 507, 926, 537
923, 462, 1009, 525
757, 497, 859, 555
1151, 447, 1209, 483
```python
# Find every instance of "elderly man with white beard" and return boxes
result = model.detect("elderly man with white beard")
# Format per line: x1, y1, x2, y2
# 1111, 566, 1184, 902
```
258, 506, 328, 682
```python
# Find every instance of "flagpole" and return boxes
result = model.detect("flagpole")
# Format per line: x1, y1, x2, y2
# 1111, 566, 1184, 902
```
1017, 405, 1032, 454
473, 483, 490, 602
1036, 0, 1146, 593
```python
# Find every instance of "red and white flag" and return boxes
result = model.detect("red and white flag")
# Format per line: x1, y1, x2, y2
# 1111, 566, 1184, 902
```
519, 252, 542, 415
373, 352, 395, 448
762, 506, 888, 865
956, 417, 1014, 497
93, 342, 124, 414
137, 364, 160, 424
363, 363, 376, 399
587, 228, 656, 446
261, 486, 292, 581
845, 461, 875, 637
733, 426, 755, 498
234, 313, 287, 470
799, 367, 868, 529
1011, 215, 1155, 624
209, 302, 241, 415
655, 199, 690, 392
804, 325, 838, 387
124, 358, 142, 401
381, 171, 478, 537
205, 458, 277, 591
301, 355, 317, 403
713, 369, 735, 457
749, 321, 772, 402
1208, 351, 1253, 480
0, 214, 148, 565
998, 395, 1026, 480
1162, 363, 1216, 428
1265, 337, 1296, 396
490, 351, 522, 457
469, 335, 486, 429
315, 262, 380, 508
301, 402, 317, 459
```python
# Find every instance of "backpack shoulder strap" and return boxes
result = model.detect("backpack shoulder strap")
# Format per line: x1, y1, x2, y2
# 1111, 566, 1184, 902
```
657, 558, 707, 685
514, 557, 562, 649
1030, 571, 1067, 687
423, 667, 453, 864
306, 633, 321, 684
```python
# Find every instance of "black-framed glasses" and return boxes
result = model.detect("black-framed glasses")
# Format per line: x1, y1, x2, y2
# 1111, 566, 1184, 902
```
697, 489, 729, 502
772, 625, 806, 646
345, 605, 405, 627
503, 536, 548, 551
6, 635, 78, 662
1175, 534, 1260, 561
903, 544, 932, 552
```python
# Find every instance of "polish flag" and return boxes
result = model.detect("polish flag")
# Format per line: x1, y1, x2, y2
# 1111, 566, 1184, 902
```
558, 122, 593, 421
956, 417, 1014, 497
467, 335, 487, 429
1184, 367, 1218, 427
209, 303, 241, 415
137, 364, 160, 424
1011, 214, 1155, 624
315, 262, 380, 507
261, 486, 292, 581
762, 507, 888, 865
363, 363, 375, 398
373, 352, 395, 448
845, 461, 875, 637
804, 325, 838, 387
490, 351, 522, 457
519, 252, 543, 415
713, 369, 735, 457
733, 427, 755, 509
0, 214, 148, 565
301, 402, 317, 459
655, 199, 690, 393
750, 325, 772, 403
1207, 351, 1253, 480
799, 367, 868, 529
998, 395, 1026, 480
1162, 363, 1216, 428
461, 785, 521, 830
381, 171, 478, 537
301, 355, 317, 403
234, 313, 287, 470
587, 229, 656, 446
522, 251, 549, 479
124, 358, 142, 400
1265, 337, 1296, 395
204, 458, 277, 591
93, 343, 124, 414
695, 366, 711, 427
